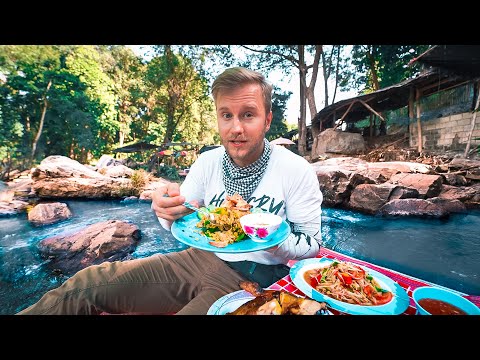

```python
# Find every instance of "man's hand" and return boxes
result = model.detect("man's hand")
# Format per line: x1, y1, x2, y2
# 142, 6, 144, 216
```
151, 183, 200, 224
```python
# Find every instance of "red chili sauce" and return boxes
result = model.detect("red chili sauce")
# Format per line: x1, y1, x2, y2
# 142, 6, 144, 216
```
417, 298, 467, 315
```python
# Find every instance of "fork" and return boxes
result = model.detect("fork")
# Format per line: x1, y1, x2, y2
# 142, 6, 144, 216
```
163, 194, 214, 220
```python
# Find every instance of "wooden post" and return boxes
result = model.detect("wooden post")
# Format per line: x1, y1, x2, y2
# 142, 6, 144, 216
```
408, 87, 415, 147
369, 114, 373, 137
416, 88, 423, 153
334, 100, 357, 130
358, 99, 385, 122
464, 80, 480, 158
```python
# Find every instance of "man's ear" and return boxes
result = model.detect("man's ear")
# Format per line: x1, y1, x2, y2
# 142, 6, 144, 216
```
265, 111, 273, 131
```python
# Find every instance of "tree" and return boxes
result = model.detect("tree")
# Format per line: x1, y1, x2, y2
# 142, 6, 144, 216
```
0, 45, 64, 166
144, 46, 216, 145
343, 45, 430, 93
266, 86, 291, 141
321, 45, 351, 106
104, 46, 146, 147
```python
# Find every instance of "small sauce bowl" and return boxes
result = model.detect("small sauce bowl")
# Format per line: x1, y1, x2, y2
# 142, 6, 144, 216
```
412, 286, 480, 315
239, 213, 283, 243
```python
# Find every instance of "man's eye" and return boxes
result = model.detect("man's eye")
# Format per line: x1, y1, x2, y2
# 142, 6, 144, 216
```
244, 112, 253, 118
222, 113, 232, 119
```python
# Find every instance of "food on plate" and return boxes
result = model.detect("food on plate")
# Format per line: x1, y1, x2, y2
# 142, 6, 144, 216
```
196, 193, 252, 248
304, 260, 393, 306
226, 281, 328, 315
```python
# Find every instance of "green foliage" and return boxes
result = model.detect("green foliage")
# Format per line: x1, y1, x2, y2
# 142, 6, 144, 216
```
156, 164, 180, 181
474, 138, 480, 155
266, 86, 291, 140
144, 47, 215, 145
344, 45, 430, 93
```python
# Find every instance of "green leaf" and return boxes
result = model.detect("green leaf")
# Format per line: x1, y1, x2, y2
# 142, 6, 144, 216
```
197, 207, 210, 219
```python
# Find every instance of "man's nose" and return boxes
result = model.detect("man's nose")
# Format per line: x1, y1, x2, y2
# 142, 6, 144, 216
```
230, 117, 244, 133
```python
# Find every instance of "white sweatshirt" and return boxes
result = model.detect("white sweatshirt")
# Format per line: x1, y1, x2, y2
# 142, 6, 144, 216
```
161, 144, 323, 265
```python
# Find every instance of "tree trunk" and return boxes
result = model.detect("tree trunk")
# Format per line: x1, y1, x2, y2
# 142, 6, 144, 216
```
306, 45, 322, 123
31, 80, 52, 163
297, 46, 307, 156
322, 49, 329, 107
366, 46, 380, 91
331, 45, 341, 104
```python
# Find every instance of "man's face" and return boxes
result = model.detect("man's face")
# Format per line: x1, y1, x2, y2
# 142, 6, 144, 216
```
215, 83, 272, 168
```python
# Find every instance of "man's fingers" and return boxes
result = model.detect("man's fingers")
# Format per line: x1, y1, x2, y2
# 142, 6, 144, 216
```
165, 183, 181, 197
189, 200, 201, 208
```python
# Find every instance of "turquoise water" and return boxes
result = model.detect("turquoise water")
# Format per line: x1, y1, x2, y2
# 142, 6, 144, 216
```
1, 199, 479, 315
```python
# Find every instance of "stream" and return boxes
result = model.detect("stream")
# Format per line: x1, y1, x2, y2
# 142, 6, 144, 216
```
1, 199, 479, 315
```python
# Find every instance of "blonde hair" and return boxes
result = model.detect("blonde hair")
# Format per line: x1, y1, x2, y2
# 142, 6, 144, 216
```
211, 67, 273, 115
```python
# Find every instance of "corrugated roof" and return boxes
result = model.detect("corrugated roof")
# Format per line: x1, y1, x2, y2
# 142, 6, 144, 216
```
112, 141, 158, 153
311, 68, 468, 128
410, 45, 480, 77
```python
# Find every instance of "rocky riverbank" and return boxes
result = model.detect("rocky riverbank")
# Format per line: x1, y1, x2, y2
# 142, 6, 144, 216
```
1, 153, 480, 220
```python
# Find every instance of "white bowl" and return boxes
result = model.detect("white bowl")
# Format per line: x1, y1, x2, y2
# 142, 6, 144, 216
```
239, 213, 283, 243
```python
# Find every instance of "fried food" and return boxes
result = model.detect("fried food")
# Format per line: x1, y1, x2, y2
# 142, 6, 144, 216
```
197, 193, 252, 247
226, 281, 328, 315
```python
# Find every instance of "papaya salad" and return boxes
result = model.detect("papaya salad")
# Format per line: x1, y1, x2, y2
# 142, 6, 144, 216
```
304, 260, 393, 306
196, 193, 252, 248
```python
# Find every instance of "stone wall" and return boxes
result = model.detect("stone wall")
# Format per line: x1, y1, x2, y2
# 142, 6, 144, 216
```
409, 111, 480, 151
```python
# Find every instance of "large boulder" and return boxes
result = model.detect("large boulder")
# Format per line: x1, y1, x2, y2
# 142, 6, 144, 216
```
312, 128, 366, 157
30, 155, 134, 199
38, 220, 141, 275
31, 155, 106, 179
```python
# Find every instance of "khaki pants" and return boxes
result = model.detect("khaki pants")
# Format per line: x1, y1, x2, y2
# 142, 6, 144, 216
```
18, 248, 288, 315
17, 248, 247, 315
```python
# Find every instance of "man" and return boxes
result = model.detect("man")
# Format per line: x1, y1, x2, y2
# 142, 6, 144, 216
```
18, 67, 322, 315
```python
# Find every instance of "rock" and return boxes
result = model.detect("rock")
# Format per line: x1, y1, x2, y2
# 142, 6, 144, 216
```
312, 128, 366, 157
349, 183, 397, 214
378, 199, 449, 219
427, 197, 467, 213
0, 200, 30, 217
103, 165, 134, 178
95, 155, 124, 169
32, 177, 131, 199
32, 155, 107, 179
388, 173, 443, 199
27, 202, 72, 226
121, 196, 138, 203
38, 220, 141, 275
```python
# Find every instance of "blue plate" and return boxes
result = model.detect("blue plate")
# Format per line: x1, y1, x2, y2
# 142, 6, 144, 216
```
171, 212, 291, 253
290, 257, 410, 315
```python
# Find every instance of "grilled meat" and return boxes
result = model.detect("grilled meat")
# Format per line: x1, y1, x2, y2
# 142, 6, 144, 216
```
226, 281, 328, 315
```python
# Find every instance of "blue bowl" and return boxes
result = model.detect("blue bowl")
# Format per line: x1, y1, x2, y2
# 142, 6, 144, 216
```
412, 286, 480, 315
